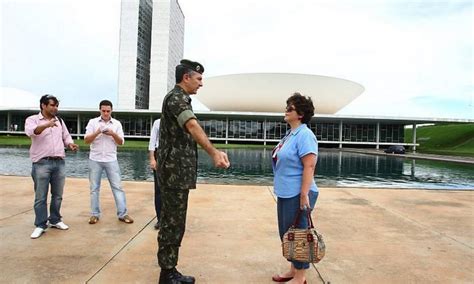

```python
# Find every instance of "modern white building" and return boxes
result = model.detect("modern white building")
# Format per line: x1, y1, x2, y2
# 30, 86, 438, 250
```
1, 81, 472, 150
197, 73, 365, 113
149, 0, 184, 110
117, 0, 184, 110
5, 3, 471, 150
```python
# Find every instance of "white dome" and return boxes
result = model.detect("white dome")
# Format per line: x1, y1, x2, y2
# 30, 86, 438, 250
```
197, 73, 364, 114
0, 87, 39, 108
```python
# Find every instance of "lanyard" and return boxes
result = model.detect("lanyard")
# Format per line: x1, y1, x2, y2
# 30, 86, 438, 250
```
272, 131, 292, 162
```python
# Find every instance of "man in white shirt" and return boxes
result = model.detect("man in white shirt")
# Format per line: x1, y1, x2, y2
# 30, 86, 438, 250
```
84, 100, 133, 225
148, 119, 161, 229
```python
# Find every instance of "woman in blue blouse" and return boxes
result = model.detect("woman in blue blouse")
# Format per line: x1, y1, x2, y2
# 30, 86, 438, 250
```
272, 93, 318, 284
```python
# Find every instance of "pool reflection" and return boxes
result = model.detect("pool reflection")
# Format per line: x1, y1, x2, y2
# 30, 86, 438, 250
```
0, 147, 472, 189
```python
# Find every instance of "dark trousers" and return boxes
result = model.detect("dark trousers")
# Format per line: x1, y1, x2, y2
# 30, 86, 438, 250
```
157, 187, 190, 269
153, 169, 162, 220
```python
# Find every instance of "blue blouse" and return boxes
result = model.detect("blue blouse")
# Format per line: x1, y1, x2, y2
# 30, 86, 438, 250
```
272, 124, 318, 198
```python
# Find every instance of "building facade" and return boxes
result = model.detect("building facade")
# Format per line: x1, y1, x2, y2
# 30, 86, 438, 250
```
149, 0, 185, 110
117, 0, 184, 110
3, 108, 471, 151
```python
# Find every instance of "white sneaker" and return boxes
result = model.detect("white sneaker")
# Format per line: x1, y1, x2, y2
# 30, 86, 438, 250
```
50, 221, 69, 230
30, 227, 45, 239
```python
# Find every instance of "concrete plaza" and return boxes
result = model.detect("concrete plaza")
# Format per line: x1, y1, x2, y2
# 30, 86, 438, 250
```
0, 176, 473, 283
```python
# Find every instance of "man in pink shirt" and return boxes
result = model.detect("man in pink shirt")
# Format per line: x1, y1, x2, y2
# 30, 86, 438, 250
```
25, 94, 79, 239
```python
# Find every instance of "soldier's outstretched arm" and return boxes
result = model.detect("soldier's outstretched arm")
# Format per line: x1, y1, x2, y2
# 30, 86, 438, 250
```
185, 118, 230, 169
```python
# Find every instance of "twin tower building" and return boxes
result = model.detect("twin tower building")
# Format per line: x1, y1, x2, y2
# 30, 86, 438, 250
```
117, 0, 184, 110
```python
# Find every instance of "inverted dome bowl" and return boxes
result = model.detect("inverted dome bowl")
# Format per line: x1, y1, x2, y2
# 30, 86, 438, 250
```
197, 73, 364, 114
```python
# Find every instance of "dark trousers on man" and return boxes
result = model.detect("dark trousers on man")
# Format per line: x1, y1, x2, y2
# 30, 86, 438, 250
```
157, 187, 190, 269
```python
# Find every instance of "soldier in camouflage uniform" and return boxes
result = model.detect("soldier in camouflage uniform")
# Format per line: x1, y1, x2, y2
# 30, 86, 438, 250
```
157, 59, 230, 284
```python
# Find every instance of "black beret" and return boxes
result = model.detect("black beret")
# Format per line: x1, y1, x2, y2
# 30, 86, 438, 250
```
179, 59, 204, 74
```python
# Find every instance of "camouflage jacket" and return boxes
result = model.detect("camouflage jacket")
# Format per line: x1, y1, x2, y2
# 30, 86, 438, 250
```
157, 85, 198, 190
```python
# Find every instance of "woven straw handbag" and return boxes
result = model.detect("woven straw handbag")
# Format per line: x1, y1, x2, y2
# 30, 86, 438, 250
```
282, 209, 325, 263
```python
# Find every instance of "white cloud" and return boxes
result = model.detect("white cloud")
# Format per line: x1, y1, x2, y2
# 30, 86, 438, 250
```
1, 0, 120, 107
1, 0, 472, 118
179, 0, 473, 119
0, 87, 38, 108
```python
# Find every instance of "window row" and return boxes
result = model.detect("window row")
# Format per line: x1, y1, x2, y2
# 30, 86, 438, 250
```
0, 114, 405, 143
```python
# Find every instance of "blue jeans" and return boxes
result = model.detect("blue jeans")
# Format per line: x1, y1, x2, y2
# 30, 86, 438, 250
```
89, 159, 128, 218
31, 159, 66, 229
277, 191, 319, 270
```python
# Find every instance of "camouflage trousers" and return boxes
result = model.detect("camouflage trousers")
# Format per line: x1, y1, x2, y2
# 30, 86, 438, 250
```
157, 187, 190, 269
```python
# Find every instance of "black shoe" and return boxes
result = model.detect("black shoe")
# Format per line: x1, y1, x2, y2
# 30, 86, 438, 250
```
154, 221, 161, 230
159, 268, 195, 284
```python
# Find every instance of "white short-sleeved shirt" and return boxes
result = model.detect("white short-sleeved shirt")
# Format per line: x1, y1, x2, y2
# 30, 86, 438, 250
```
85, 116, 124, 162
148, 119, 160, 151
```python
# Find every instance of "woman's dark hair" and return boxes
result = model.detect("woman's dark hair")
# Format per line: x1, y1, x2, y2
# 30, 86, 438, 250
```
286, 92, 315, 124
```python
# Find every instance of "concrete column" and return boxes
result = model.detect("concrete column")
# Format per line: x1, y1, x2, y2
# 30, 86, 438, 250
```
7, 111, 12, 131
225, 117, 229, 145
412, 123, 417, 152
376, 122, 380, 150
76, 114, 81, 139
263, 118, 267, 145
339, 120, 343, 149
150, 115, 154, 136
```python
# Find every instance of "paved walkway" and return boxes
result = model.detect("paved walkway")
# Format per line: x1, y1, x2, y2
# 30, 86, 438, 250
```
0, 175, 473, 283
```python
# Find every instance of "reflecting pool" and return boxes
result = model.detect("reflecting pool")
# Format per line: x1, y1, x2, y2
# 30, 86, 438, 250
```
1, 147, 473, 190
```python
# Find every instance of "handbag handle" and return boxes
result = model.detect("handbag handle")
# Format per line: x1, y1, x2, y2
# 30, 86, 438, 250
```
291, 209, 314, 229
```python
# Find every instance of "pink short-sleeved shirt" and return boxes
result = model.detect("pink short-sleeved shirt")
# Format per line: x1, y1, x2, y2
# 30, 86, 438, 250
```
25, 112, 73, 163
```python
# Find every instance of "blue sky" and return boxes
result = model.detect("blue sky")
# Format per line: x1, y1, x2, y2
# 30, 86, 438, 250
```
1, 0, 473, 119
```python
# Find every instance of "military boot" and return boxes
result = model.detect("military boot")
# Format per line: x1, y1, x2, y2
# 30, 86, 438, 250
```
159, 268, 195, 284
